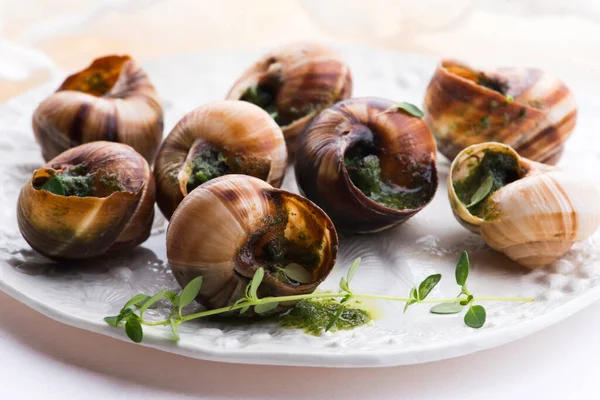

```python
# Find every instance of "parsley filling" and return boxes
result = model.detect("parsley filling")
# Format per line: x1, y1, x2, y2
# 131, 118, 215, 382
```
344, 140, 432, 210
453, 151, 520, 218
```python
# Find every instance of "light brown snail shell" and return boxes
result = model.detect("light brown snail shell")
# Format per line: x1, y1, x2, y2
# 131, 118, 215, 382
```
424, 59, 577, 165
153, 100, 287, 220
166, 175, 338, 315
449, 142, 600, 268
32, 55, 164, 163
17, 141, 156, 260
226, 42, 352, 157
295, 97, 438, 233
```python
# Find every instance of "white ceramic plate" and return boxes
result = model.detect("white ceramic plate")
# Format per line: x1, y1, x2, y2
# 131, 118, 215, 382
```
2, 46, 600, 368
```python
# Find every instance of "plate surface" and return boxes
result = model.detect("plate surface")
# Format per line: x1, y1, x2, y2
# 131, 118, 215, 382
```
2, 46, 600, 368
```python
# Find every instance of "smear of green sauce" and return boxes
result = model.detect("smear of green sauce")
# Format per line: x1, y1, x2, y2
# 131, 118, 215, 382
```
186, 147, 230, 192
279, 298, 372, 335
344, 141, 431, 210
453, 151, 520, 218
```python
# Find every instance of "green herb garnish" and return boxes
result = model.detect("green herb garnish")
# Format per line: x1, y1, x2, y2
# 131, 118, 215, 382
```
41, 177, 65, 196
105, 252, 533, 343
381, 102, 424, 118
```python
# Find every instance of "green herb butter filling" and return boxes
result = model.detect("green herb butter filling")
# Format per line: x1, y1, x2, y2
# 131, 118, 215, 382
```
254, 201, 323, 286
37, 163, 124, 198
453, 150, 520, 218
239, 83, 307, 127
344, 140, 432, 210
186, 147, 230, 193
279, 298, 372, 335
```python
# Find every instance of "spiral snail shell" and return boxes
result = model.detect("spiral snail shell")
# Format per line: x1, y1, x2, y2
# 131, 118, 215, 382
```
295, 97, 438, 233
166, 175, 338, 315
17, 141, 156, 260
153, 100, 287, 220
226, 42, 352, 157
449, 142, 600, 268
32, 55, 164, 163
424, 59, 577, 165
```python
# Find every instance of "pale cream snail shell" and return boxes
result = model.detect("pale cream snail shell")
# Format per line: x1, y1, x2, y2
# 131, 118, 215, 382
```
448, 142, 600, 268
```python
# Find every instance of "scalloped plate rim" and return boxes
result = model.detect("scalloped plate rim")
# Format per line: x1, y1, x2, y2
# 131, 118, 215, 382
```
2, 266, 599, 367
2, 45, 600, 368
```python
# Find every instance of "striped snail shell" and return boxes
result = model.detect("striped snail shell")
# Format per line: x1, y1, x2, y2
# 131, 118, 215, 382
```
226, 42, 352, 157
17, 141, 156, 260
32, 55, 164, 163
449, 142, 600, 268
424, 59, 577, 165
295, 97, 438, 233
153, 100, 287, 220
166, 175, 338, 316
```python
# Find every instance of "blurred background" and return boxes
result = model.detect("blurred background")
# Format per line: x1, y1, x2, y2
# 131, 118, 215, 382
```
0, 0, 599, 102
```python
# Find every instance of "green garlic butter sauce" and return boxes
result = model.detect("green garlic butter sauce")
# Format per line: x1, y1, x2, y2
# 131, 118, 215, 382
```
453, 150, 520, 218
279, 298, 373, 335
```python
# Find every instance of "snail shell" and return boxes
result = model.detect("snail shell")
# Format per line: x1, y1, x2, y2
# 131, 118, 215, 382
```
424, 59, 577, 165
449, 142, 600, 268
226, 42, 352, 157
153, 100, 287, 220
167, 175, 338, 315
18, 141, 156, 260
32, 55, 164, 163
295, 97, 438, 233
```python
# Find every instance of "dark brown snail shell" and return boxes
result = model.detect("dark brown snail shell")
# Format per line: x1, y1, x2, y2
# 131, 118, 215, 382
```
295, 97, 438, 233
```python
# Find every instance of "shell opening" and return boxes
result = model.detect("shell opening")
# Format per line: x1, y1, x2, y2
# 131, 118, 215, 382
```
452, 149, 522, 219
57, 55, 130, 97
238, 191, 334, 287
182, 141, 270, 194
239, 80, 308, 128
33, 163, 133, 198
343, 135, 435, 211
185, 144, 231, 193
443, 61, 508, 95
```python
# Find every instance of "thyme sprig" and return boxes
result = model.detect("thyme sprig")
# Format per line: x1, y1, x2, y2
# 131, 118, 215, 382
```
105, 251, 533, 343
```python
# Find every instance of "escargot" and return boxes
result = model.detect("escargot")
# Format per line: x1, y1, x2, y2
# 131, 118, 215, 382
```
448, 142, 600, 268
295, 97, 438, 233
32, 55, 164, 163
423, 59, 577, 165
167, 174, 338, 315
153, 100, 287, 220
226, 42, 352, 156
18, 141, 156, 260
